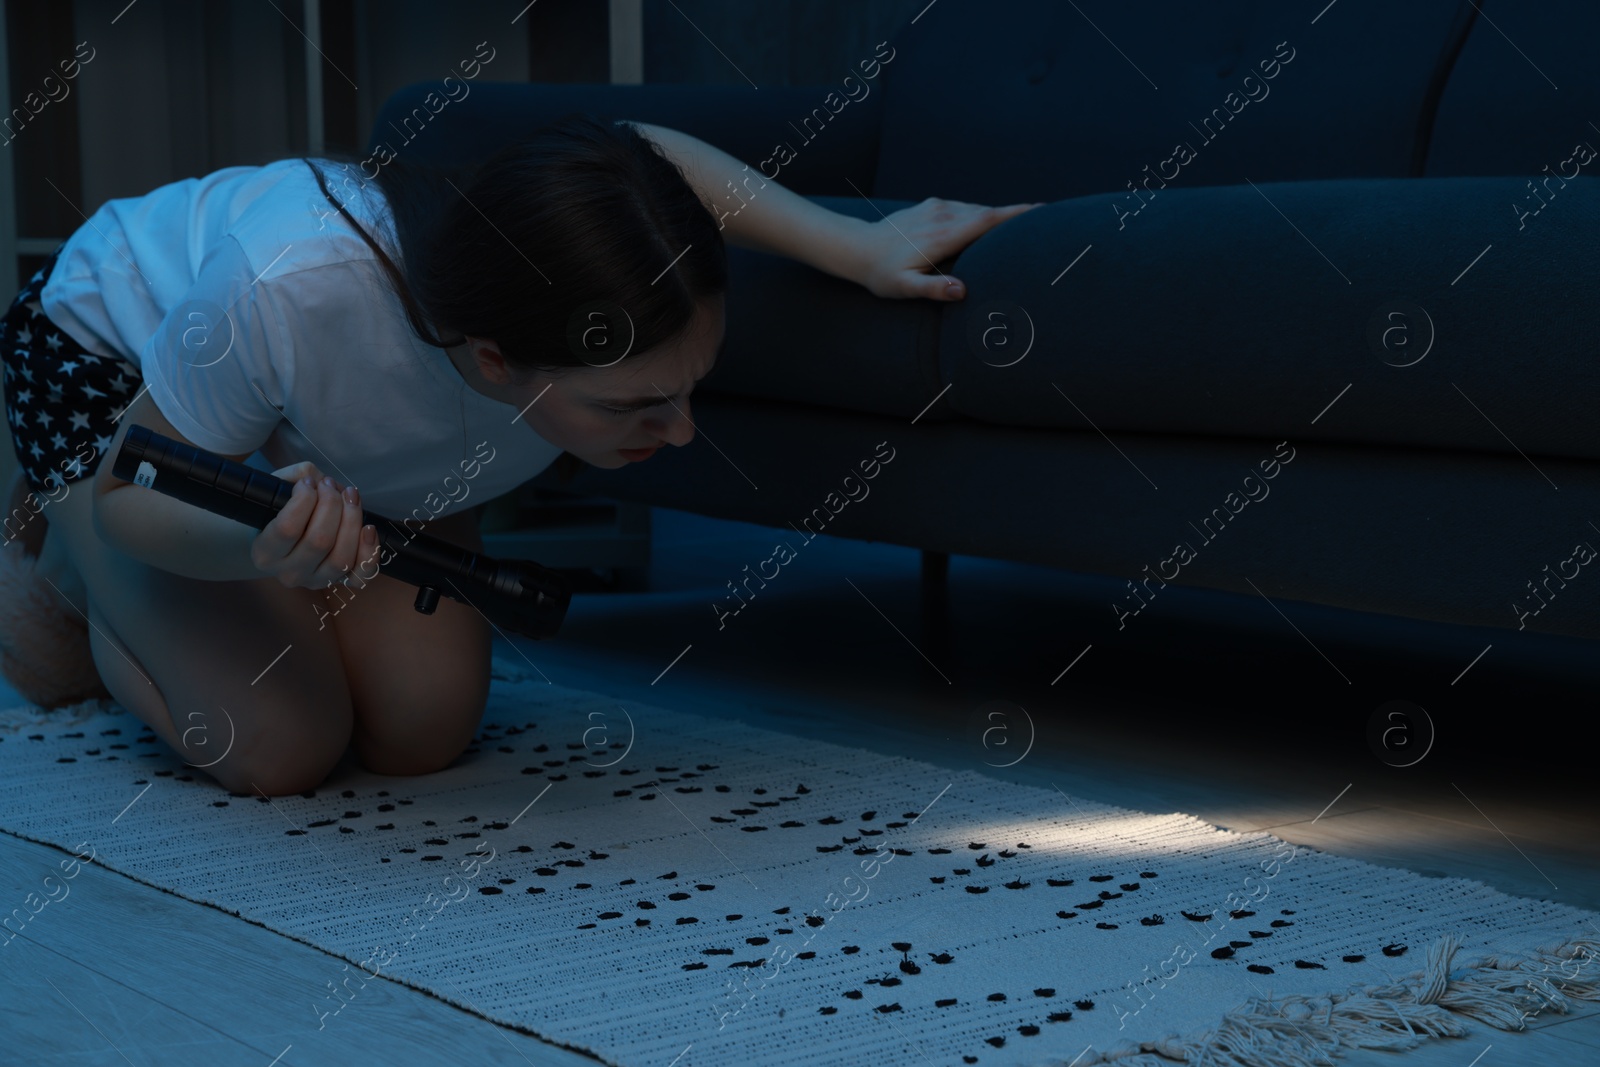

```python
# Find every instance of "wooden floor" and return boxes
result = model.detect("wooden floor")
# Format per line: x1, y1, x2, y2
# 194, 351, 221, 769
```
3, 507, 1596, 1066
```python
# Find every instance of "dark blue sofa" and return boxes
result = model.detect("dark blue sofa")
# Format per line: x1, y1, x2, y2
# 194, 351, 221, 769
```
374, 0, 1599, 649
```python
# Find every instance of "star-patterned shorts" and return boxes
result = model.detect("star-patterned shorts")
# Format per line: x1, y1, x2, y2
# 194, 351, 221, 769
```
2, 244, 143, 498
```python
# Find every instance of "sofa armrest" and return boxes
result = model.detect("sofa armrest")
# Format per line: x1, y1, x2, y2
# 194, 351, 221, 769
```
370, 81, 884, 198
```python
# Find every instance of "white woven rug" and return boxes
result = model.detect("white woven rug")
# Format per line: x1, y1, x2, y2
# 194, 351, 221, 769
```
2, 660, 1595, 1067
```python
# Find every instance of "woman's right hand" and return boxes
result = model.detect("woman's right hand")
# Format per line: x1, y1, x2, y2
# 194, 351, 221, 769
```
250, 460, 381, 592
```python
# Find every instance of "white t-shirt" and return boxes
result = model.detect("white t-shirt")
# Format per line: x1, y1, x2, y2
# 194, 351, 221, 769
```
40, 157, 563, 519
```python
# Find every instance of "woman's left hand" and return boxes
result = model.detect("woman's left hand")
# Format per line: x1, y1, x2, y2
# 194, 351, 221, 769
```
849, 197, 1044, 301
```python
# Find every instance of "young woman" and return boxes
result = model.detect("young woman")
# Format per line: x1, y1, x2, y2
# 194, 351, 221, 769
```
0, 113, 1036, 794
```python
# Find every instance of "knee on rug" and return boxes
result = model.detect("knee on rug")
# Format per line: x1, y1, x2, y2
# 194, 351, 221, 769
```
353, 697, 486, 778
207, 731, 351, 797
354, 726, 478, 778
348, 671, 489, 778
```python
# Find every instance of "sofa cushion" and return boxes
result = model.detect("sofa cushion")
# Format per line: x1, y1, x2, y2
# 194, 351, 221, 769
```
1425, 0, 1600, 178
871, 0, 1471, 204
936, 174, 1600, 462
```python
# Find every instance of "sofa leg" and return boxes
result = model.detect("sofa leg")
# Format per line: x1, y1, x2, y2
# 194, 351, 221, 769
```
921, 550, 951, 675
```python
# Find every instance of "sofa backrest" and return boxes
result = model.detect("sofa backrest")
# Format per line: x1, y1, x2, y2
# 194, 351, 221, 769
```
1424, 0, 1600, 179
369, 82, 885, 199
870, 0, 1475, 204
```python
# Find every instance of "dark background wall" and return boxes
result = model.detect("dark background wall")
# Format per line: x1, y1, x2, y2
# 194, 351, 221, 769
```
0, 0, 922, 495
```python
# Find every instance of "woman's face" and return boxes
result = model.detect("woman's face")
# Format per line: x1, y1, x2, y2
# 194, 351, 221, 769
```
457, 297, 726, 469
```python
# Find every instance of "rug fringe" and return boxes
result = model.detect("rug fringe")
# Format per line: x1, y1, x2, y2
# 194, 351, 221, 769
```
1078, 933, 1600, 1066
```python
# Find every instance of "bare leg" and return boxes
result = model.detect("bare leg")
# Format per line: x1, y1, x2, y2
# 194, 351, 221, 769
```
323, 505, 494, 776
46, 478, 355, 795
4, 468, 47, 559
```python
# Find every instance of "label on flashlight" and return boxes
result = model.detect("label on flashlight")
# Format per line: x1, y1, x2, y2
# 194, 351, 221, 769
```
134, 460, 157, 489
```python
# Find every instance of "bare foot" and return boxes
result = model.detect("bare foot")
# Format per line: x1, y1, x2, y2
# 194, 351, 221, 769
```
4, 468, 47, 559
35, 517, 88, 617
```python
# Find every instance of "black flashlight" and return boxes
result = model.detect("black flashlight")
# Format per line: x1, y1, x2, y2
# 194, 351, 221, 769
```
111, 423, 570, 639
